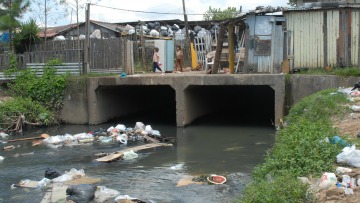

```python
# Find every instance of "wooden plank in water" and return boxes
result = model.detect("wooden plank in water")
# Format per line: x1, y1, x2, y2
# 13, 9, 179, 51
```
14, 180, 39, 188
95, 143, 172, 162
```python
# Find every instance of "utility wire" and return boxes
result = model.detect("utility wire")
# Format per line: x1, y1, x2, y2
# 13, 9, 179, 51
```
91, 3, 218, 16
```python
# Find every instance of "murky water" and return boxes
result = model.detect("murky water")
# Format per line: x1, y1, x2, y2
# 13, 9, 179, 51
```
0, 121, 275, 203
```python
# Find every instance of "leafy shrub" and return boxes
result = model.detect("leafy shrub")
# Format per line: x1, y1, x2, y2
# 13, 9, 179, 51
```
7, 59, 69, 110
0, 97, 54, 126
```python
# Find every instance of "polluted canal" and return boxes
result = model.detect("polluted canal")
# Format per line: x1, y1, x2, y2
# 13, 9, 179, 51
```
0, 118, 275, 203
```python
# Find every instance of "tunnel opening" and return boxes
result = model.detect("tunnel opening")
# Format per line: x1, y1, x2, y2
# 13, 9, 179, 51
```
98, 85, 176, 125
184, 85, 275, 127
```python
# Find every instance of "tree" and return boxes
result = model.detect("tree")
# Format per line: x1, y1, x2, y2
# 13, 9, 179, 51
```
28, 0, 67, 41
13, 19, 40, 53
203, 6, 240, 21
0, 0, 30, 51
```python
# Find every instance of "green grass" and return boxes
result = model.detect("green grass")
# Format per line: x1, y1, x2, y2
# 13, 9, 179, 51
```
239, 89, 350, 203
299, 67, 360, 77
86, 73, 119, 77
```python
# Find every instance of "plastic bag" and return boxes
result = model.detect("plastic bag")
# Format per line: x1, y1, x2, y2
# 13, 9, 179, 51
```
52, 174, 73, 183
107, 126, 115, 132
116, 134, 128, 144
151, 130, 161, 137
52, 168, 85, 183
351, 90, 360, 97
338, 87, 353, 95
45, 167, 61, 179
145, 125, 153, 132
337, 145, 360, 167
43, 136, 62, 144
123, 150, 138, 160
37, 178, 51, 189
115, 124, 126, 131
94, 186, 120, 202
114, 195, 138, 201
351, 105, 360, 112
336, 166, 352, 174
99, 136, 112, 143
318, 172, 337, 190
134, 122, 145, 131
66, 184, 96, 203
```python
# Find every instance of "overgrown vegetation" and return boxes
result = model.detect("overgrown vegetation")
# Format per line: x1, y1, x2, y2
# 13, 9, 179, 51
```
0, 58, 70, 131
298, 67, 360, 77
0, 97, 54, 130
240, 89, 349, 203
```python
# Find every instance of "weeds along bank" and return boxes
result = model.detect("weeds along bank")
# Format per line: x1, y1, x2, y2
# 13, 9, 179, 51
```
240, 89, 349, 202
0, 59, 70, 132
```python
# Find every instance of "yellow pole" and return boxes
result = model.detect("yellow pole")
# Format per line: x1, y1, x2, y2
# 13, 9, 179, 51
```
228, 23, 235, 74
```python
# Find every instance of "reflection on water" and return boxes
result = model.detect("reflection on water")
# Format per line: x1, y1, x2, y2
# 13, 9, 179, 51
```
0, 122, 275, 202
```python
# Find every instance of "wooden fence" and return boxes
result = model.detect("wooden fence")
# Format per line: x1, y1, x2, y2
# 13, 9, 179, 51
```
0, 38, 131, 72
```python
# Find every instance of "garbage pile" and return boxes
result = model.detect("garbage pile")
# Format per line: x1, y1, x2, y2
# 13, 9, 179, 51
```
12, 167, 148, 203
307, 167, 360, 202
41, 122, 174, 148
120, 22, 220, 39
301, 86, 360, 201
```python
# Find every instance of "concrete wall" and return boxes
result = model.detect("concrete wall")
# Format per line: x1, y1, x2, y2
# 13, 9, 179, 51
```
60, 84, 88, 124
289, 75, 360, 105
61, 74, 360, 127
77, 74, 285, 127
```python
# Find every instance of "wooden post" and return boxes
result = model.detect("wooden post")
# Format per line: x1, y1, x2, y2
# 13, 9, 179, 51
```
182, 0, 191, 66
228, 23, 235, 74
140, 22, 146, 71
84, 3, 90, 74
213, 25, 226, 74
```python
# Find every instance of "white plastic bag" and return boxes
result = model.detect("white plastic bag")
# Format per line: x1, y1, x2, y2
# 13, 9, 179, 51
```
116, 134, 128, 144
43, 136, 62, 144
123, 150, 138, 160
51, 168, 85, 183
107, 126, 115, 132
94, 186, 120, 202
336, 166, 352, 174
318, 172, 337, 190
115, 124, 126, 131
151, 130, 161, 137
114, 195, 138, 201
145, 125, 153, 132
337, 145, 360, 167
134, 122, 145, 131
338, 87, 353, 95
351, 105, 360, 112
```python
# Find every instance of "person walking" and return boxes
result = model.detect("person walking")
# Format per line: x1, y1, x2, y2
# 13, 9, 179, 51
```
175, 45, 183, 72
153, 47, 164, 75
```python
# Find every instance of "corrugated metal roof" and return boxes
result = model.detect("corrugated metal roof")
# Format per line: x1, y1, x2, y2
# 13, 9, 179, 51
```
285, 4, 360, 12
246, 6, 288, 15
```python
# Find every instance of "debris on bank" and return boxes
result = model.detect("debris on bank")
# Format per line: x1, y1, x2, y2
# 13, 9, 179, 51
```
12, 167, 148, 203
302, 85, 360, 202
306, 167, 360, 202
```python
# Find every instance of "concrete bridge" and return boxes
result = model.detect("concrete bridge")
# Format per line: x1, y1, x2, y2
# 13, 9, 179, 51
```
61, 73, 286, 127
